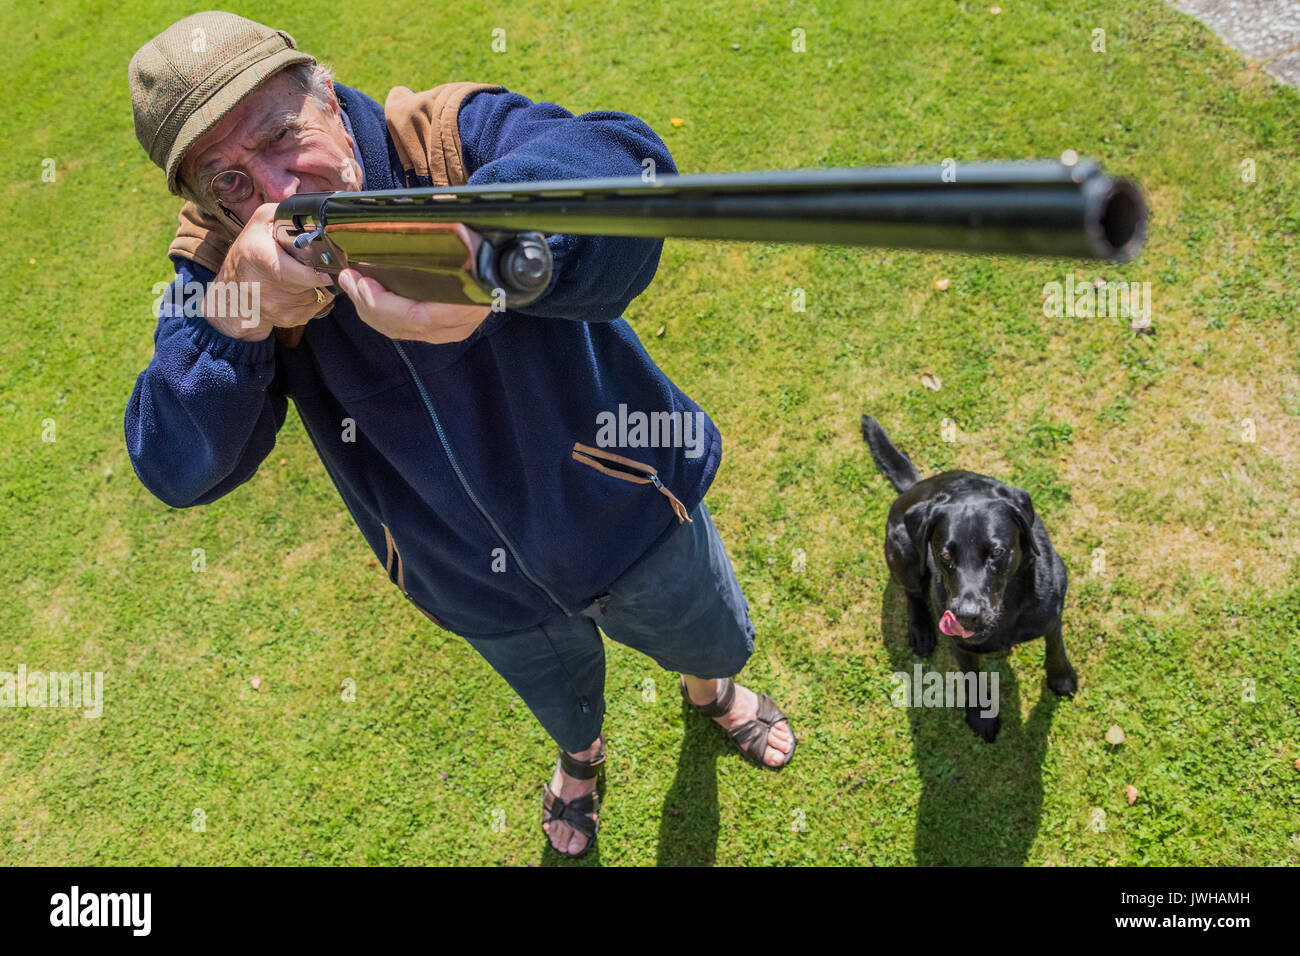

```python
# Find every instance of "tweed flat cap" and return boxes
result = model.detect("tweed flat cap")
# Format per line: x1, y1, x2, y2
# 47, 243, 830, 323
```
129, 11, 315, 201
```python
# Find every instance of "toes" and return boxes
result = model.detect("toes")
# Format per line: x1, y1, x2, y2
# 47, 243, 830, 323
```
766, 721, 794, 765
545, 818, 588, 855
547, 823, 570, 851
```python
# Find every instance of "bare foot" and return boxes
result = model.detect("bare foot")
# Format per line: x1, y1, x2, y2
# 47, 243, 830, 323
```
542, 736, 603, 856
683, 677, 795, 767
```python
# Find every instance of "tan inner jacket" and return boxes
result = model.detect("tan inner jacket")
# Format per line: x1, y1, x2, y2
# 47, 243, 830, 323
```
166, 81, 503, 348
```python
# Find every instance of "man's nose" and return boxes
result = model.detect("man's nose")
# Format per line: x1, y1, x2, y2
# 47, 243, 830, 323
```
250, 163, 301, 203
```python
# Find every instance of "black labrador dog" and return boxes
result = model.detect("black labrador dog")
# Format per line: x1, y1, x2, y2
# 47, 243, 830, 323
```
862, 416, 1077, 741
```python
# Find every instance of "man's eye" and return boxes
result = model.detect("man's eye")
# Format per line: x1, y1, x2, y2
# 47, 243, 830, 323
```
273, 127, 290, 143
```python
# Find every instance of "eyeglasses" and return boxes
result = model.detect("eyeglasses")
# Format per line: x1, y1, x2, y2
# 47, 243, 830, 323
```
199, 122, 305, 221
209, 168, 255, 204
203, 170, 252, 229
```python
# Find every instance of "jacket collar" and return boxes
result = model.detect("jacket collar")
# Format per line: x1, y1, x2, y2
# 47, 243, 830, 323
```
333, 82, 402, 192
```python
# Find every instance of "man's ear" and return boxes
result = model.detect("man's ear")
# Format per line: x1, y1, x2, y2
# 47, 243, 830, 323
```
1002, 486, 1040, 556
321, 74, 340, 119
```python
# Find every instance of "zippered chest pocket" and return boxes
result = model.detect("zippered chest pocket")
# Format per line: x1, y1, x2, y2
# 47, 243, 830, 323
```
571, 442, 692, 524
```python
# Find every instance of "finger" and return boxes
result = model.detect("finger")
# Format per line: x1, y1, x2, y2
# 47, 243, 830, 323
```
337, 269, 420, 336
260, 204, 336, 293
339, 268, 478, 317
339, 269, 490, 342
247, 202, 279, 225
338, 268, 392, 313
273, 242, 337, 293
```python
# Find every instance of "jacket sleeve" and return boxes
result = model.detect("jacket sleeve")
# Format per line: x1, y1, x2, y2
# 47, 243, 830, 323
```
124, 257, 288, 508
456, 88, 676, 322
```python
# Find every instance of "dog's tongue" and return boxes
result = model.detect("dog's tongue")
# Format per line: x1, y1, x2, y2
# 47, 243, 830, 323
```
939, 610, 975, 639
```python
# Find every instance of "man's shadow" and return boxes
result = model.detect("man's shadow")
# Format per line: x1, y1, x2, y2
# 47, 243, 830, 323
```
656, 715, 721, 866
881, 581, 1060, 866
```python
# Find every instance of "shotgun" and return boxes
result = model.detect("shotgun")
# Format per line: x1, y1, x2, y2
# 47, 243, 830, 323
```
273, 159, 1147, 309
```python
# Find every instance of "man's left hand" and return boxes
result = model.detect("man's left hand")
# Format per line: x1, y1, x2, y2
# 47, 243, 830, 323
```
338, 268, 494, 344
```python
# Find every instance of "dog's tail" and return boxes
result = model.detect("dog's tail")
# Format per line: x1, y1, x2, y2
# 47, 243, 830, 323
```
861, 415, 922, 493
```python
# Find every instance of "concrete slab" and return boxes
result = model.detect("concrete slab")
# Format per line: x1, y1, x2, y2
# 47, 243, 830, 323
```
1264, 46, 1300, 83
1170, 0, 1300, 87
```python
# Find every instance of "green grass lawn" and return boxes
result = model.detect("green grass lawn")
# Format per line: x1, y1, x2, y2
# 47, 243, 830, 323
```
2, 0, 1297, 865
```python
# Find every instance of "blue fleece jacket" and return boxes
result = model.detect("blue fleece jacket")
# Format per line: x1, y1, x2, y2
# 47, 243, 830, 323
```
124, 83, 722, 637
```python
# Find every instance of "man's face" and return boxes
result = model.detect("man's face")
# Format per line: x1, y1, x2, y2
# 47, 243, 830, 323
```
180, 70, 361, 225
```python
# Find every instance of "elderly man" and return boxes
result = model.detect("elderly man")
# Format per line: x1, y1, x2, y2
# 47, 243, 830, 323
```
126, 11, 794, 859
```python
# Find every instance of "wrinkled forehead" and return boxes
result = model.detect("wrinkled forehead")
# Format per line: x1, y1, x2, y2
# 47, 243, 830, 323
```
182, 72, 311, 178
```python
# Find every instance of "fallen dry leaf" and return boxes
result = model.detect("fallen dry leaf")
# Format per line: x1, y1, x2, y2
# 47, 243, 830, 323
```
1125, 785, 1138, 805
990, 5, 1002, 13
656, 325, 665, 337
250, 676, 261, 690
934, 278, 950, 291
921, 372, 942, 391
1105, 724, 1125, 745
1294, 758, 1300, 772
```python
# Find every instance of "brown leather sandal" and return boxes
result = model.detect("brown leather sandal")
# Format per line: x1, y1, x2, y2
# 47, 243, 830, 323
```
541, 735, 606, 859
679, 676, 796, 771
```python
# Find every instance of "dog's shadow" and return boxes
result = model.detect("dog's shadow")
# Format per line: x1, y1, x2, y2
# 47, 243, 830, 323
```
880, 581, 1060, 866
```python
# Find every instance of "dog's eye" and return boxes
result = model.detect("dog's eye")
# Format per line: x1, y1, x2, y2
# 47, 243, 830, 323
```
940, 552, 951, 564
991, 547, 1005, 557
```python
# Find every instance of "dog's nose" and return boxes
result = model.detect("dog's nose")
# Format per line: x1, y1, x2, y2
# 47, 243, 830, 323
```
952, 599, 981, 629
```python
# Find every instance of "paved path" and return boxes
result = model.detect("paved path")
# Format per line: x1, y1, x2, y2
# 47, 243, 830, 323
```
1170, 0, 1300, 86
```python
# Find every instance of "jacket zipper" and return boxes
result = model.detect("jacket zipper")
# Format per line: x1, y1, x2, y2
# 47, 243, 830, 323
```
571, 442, 693, 524
391, 341, 575, 618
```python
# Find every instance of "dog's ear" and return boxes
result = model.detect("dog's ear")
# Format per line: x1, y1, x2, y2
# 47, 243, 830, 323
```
1003, 487, 1040, 556
903, 499, 941, 565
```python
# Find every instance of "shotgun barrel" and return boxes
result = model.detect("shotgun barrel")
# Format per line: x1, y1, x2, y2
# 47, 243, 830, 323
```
274, 159, 1147, 308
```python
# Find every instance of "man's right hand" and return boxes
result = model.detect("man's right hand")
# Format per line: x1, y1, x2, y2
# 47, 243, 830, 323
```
203, 203, 336, 342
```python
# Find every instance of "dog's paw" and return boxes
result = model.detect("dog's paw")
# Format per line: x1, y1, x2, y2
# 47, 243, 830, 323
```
965, 707, 1001, 742
908, 619, 937, 658
1047, 667, 1078, 699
